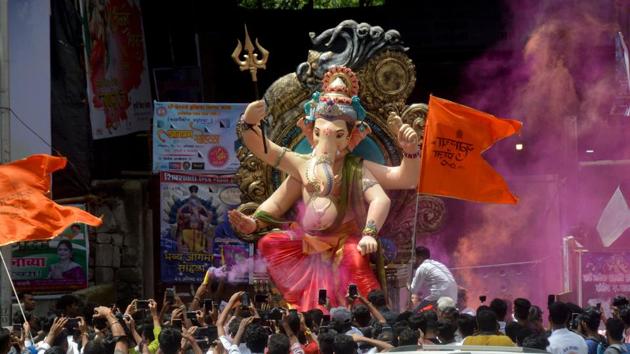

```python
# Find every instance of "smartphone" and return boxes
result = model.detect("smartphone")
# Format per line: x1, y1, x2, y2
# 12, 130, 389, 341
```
65, 318, 79, 330
479, 295, 487, 303
241, 293, 250, 308
186, 311, 198, 320
570, 313, 580, 330
289, 309, 298, 315
194, 326, 210, 339
207, 325, 218, 342
255, 294, 268, 304
12, 323, 22, 332
318, 289, 327, 305
196, 338, 210, 350
596, 302, 602, 311
348, 284, 358, 298
547, 294, 556, 307
172, 319, 183, 328
165, 288, 175, 304
203, 299, 214, 312
136, 300, 149, 310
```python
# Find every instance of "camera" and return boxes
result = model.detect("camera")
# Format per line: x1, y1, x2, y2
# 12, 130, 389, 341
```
186, 311, 198, 320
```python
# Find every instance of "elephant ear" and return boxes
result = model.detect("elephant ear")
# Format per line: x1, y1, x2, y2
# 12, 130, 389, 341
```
348, 121, 371, 151
297, 117, 315, 146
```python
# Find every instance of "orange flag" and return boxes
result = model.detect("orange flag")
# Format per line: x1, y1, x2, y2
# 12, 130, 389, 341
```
418, 95, 522, 204
0, 154, 102, 246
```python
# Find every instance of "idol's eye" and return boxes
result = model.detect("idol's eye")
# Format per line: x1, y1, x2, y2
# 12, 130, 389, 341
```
336, 131, 345, 139
314, 129, 320, 137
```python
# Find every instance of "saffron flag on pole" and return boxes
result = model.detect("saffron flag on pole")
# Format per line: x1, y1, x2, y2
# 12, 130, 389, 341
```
0, 155, 102, 246
418, 95, 521, 204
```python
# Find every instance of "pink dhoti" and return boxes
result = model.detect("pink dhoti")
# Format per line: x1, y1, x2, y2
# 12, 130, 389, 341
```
257, 222, 381, 311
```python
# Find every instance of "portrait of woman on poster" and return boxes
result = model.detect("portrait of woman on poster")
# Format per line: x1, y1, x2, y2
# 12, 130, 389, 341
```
48, 240, 85, 282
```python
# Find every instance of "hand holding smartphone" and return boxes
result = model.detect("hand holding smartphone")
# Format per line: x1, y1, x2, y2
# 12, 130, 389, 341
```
136, 300, 150, 310
348, 284, 358, 298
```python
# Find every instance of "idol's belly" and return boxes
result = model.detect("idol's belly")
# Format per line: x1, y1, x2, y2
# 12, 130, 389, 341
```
302, 195, 338, 231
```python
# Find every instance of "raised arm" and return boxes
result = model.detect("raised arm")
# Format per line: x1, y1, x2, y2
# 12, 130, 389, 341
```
364, 116, 420, 190
239, 100, 306, 179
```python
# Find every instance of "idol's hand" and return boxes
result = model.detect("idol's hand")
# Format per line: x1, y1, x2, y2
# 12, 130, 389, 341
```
398, 123, 418, 154
357, 235, 378, 256
228, 210, 257, 234
243, 100, 267, 125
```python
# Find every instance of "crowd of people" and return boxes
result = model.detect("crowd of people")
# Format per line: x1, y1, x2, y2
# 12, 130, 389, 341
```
3, 257, 630, 353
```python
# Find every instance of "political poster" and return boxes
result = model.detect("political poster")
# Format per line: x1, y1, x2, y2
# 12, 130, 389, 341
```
11, 205, 89, 293
581, 251, 630, 315
81, 0, 153, 139
160, 172, 252, 283
153, 102, 245, 174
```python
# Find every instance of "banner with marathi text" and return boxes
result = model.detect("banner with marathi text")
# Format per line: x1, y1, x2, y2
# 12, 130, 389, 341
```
152, 102, 245, 174
11, 205, 89, 293
81, 0, 152, 139
581, 251, 630, 315
160, 172, 252, 283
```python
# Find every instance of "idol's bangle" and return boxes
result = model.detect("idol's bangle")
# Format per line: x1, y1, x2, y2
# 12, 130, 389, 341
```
362, 220, 379, 238
273, 147, 289, 168
361, 228, 378, 238
402, 150, 420, 159
238, 113, 257, 131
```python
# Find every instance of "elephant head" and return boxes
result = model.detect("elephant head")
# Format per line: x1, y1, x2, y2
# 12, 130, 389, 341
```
297, 66, 369, 197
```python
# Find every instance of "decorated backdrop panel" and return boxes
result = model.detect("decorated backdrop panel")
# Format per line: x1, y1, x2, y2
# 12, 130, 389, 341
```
160, 172, 252, 283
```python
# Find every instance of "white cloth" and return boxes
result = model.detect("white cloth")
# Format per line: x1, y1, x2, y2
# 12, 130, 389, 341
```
410, 259, 458, 302
219, 335, 251, 354
546, 328, 588, 354
67, 335, 80, 354
498, 321, 506, 334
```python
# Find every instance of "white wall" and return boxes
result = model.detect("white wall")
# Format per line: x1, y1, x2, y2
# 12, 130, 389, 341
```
9, 0, 51, 160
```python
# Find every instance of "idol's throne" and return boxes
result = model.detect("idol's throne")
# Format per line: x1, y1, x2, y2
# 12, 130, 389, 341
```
235, 20, 446, 310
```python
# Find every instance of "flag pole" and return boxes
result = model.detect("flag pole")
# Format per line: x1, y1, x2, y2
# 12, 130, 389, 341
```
0, 251, 34, 344
407, 193, 419, 292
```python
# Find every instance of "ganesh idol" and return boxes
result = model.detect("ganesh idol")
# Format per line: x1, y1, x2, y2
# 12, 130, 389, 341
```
229, 66, 420, 311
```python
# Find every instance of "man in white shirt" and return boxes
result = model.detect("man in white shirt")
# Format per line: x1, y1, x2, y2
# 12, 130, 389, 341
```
409, 247, 458, 309
547, 302, 588, 354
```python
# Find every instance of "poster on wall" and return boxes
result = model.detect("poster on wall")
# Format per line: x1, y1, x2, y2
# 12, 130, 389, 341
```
81, 0, 153, 139
152, 102, 245, 174
11, 205, 89, 293
160, 172, 252, 283
581, 251, 630, 315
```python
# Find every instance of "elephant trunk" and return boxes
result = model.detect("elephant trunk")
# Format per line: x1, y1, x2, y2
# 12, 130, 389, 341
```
309, 133, 338, 197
